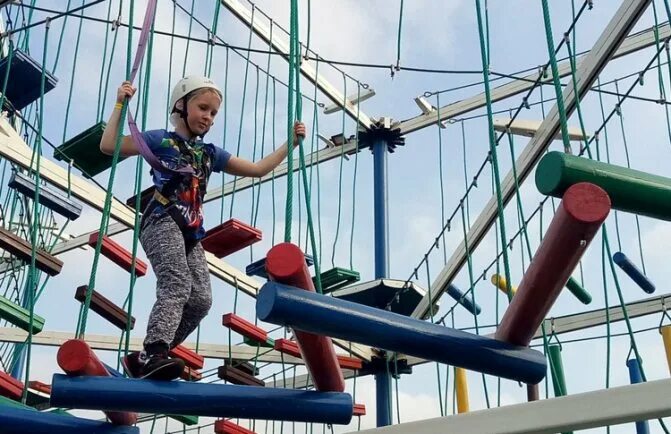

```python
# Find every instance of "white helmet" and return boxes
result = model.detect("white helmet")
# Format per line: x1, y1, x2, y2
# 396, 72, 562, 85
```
169, 76, 222, 113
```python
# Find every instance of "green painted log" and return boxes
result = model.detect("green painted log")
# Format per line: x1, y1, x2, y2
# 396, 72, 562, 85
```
536, 151, 671, 221
548, 344, 571, 434
566, 277, 592, 305
0, 294, 44, 334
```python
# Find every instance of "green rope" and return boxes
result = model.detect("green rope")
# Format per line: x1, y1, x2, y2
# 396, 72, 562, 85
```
395, 0, 404, 69
283, 0, 298, 242
61, 0, 86, 143
540, 0, 572, 153
348, 85, 361, 270
181, 0, 196, 77
474, 0, 514, 304
436, 94, 447, 264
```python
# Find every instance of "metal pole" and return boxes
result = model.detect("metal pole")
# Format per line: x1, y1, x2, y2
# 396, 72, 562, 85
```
373, 137, 391, 426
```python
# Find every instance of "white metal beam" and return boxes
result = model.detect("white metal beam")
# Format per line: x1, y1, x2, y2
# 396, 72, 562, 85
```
412, 0, 653, 319
351, 379, 671, 434
398, 22, 669, 134
0, 116, 261, 298
493, 118, 589, 141
219, 0, 374, 129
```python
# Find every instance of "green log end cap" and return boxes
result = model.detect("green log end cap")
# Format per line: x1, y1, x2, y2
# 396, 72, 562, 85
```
536, 151, 568, 197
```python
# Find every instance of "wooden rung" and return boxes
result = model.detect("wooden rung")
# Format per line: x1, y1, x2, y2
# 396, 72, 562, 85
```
242, 335, 275, 348
274, 339, 302, 358
201, 219, 262, 259
27, 381, 51, 395
54, 122, 128, 178
274, 338, 361, 369
317, 267, 360, 294
222, 313, 268, 343
180, 366, 202, 382
223, 359, 259, 377
0, 294, 44, 334
9, 171, 82, 220
0, 371, 24, 401
88, 232, 147, 276
0, 227, 63, 276
215, 419, 256, 434
353, 403, 366, 416
74, 285, 135, 331
217, 365, 265, 387
169, 345, 204, 370
125, 186, 155, 212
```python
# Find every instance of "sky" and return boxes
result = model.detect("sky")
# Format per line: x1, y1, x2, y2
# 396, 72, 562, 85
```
2, 0, 671, 433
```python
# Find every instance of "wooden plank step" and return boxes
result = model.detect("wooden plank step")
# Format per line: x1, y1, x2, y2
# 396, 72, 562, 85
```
317, 267, 360, 294
88, 232, 147, 276
54, 122, 128, 178
0, 49, 57, 112
27, 381, 51, 395
353, 403, 366, 416
9, 171, 82, 220
0, 227, 63, 276
0, 371, 23, 401
74, 285, 135, 331
223, 359, 259, 377
222, 313, 269, 344
217, 365, 265, 387
202, 219, 262, 259
0, 293, 44, 334
169, 344, 204, 370
215, 419, 256, 434
274, 339, 362, 370
180, 366, 202, 382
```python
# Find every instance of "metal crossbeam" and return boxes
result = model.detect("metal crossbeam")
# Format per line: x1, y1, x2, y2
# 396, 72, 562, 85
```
219, 0, 374, 129
398, 21, 670, 134
351, 379, 671, 434
412, 0, 653, 319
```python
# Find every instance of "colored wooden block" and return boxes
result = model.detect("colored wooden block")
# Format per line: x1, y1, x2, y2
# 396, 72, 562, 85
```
353, 403, 366, 416
0, 293, 44, 334
316, 267, 360, 293
74, 285, 135, 331
0, 227, 63, 276
0, 371, 23, 401
28, 381, 51, 395
0, 49, 57, 112
180, 366, 202, 382
9, 171, 82, 220
201, 219, 262, 258
167, 414, 199, 425
169, 345, 204, 370
88, 232, 147, 276
273, 338, 302, 359
222, 313, 268, 343
125, 186, 155, 212
223, 359, 259, 377
217, 366, 265, 387
214, 419, 256, 434
54, 122, 128, 178
242, 335, 275, 348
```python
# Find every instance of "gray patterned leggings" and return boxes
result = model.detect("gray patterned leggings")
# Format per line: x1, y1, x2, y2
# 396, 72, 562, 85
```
140, 212, 212, 350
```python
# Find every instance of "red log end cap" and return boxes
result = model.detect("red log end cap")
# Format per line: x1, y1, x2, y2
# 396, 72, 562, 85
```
562, 182, 611, 224
57, 339, 93, 375
266, 243, 306, 280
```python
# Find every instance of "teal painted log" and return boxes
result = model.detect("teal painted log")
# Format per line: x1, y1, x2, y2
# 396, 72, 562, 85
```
548, 344, 572, 434
566, 277, 592, 305
536, 151, 671, 221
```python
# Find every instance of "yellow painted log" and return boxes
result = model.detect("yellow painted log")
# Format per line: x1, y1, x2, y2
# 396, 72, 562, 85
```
490, 274, 517, 297
455, 367, 469, 413
661, 325, 671, 375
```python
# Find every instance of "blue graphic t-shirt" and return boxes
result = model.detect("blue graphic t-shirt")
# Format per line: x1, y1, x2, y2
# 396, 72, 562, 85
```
141, 129, 231, 239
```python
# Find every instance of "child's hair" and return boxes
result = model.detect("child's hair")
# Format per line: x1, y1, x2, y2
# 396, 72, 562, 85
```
169, 87, 223, 127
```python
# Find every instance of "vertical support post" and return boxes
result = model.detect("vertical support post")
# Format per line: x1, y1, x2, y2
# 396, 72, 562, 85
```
627, 358, 651, 434
373, 137, 391, 427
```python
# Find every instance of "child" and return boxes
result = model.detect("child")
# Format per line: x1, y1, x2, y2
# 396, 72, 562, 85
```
100, 76, 306, 380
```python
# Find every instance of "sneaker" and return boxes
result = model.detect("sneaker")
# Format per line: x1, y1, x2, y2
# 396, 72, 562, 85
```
140, 352, 185, 381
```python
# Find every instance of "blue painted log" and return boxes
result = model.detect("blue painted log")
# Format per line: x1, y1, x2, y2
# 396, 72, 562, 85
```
626, 359, 651, 434
50, 374, 353, 425
446, 284, 482, 315
257, 282, 546, 384
613, 252, 655, 294
0, 405, 138, 434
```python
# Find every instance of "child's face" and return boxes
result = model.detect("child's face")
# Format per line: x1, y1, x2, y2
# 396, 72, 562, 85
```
185, 90, 221, 136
